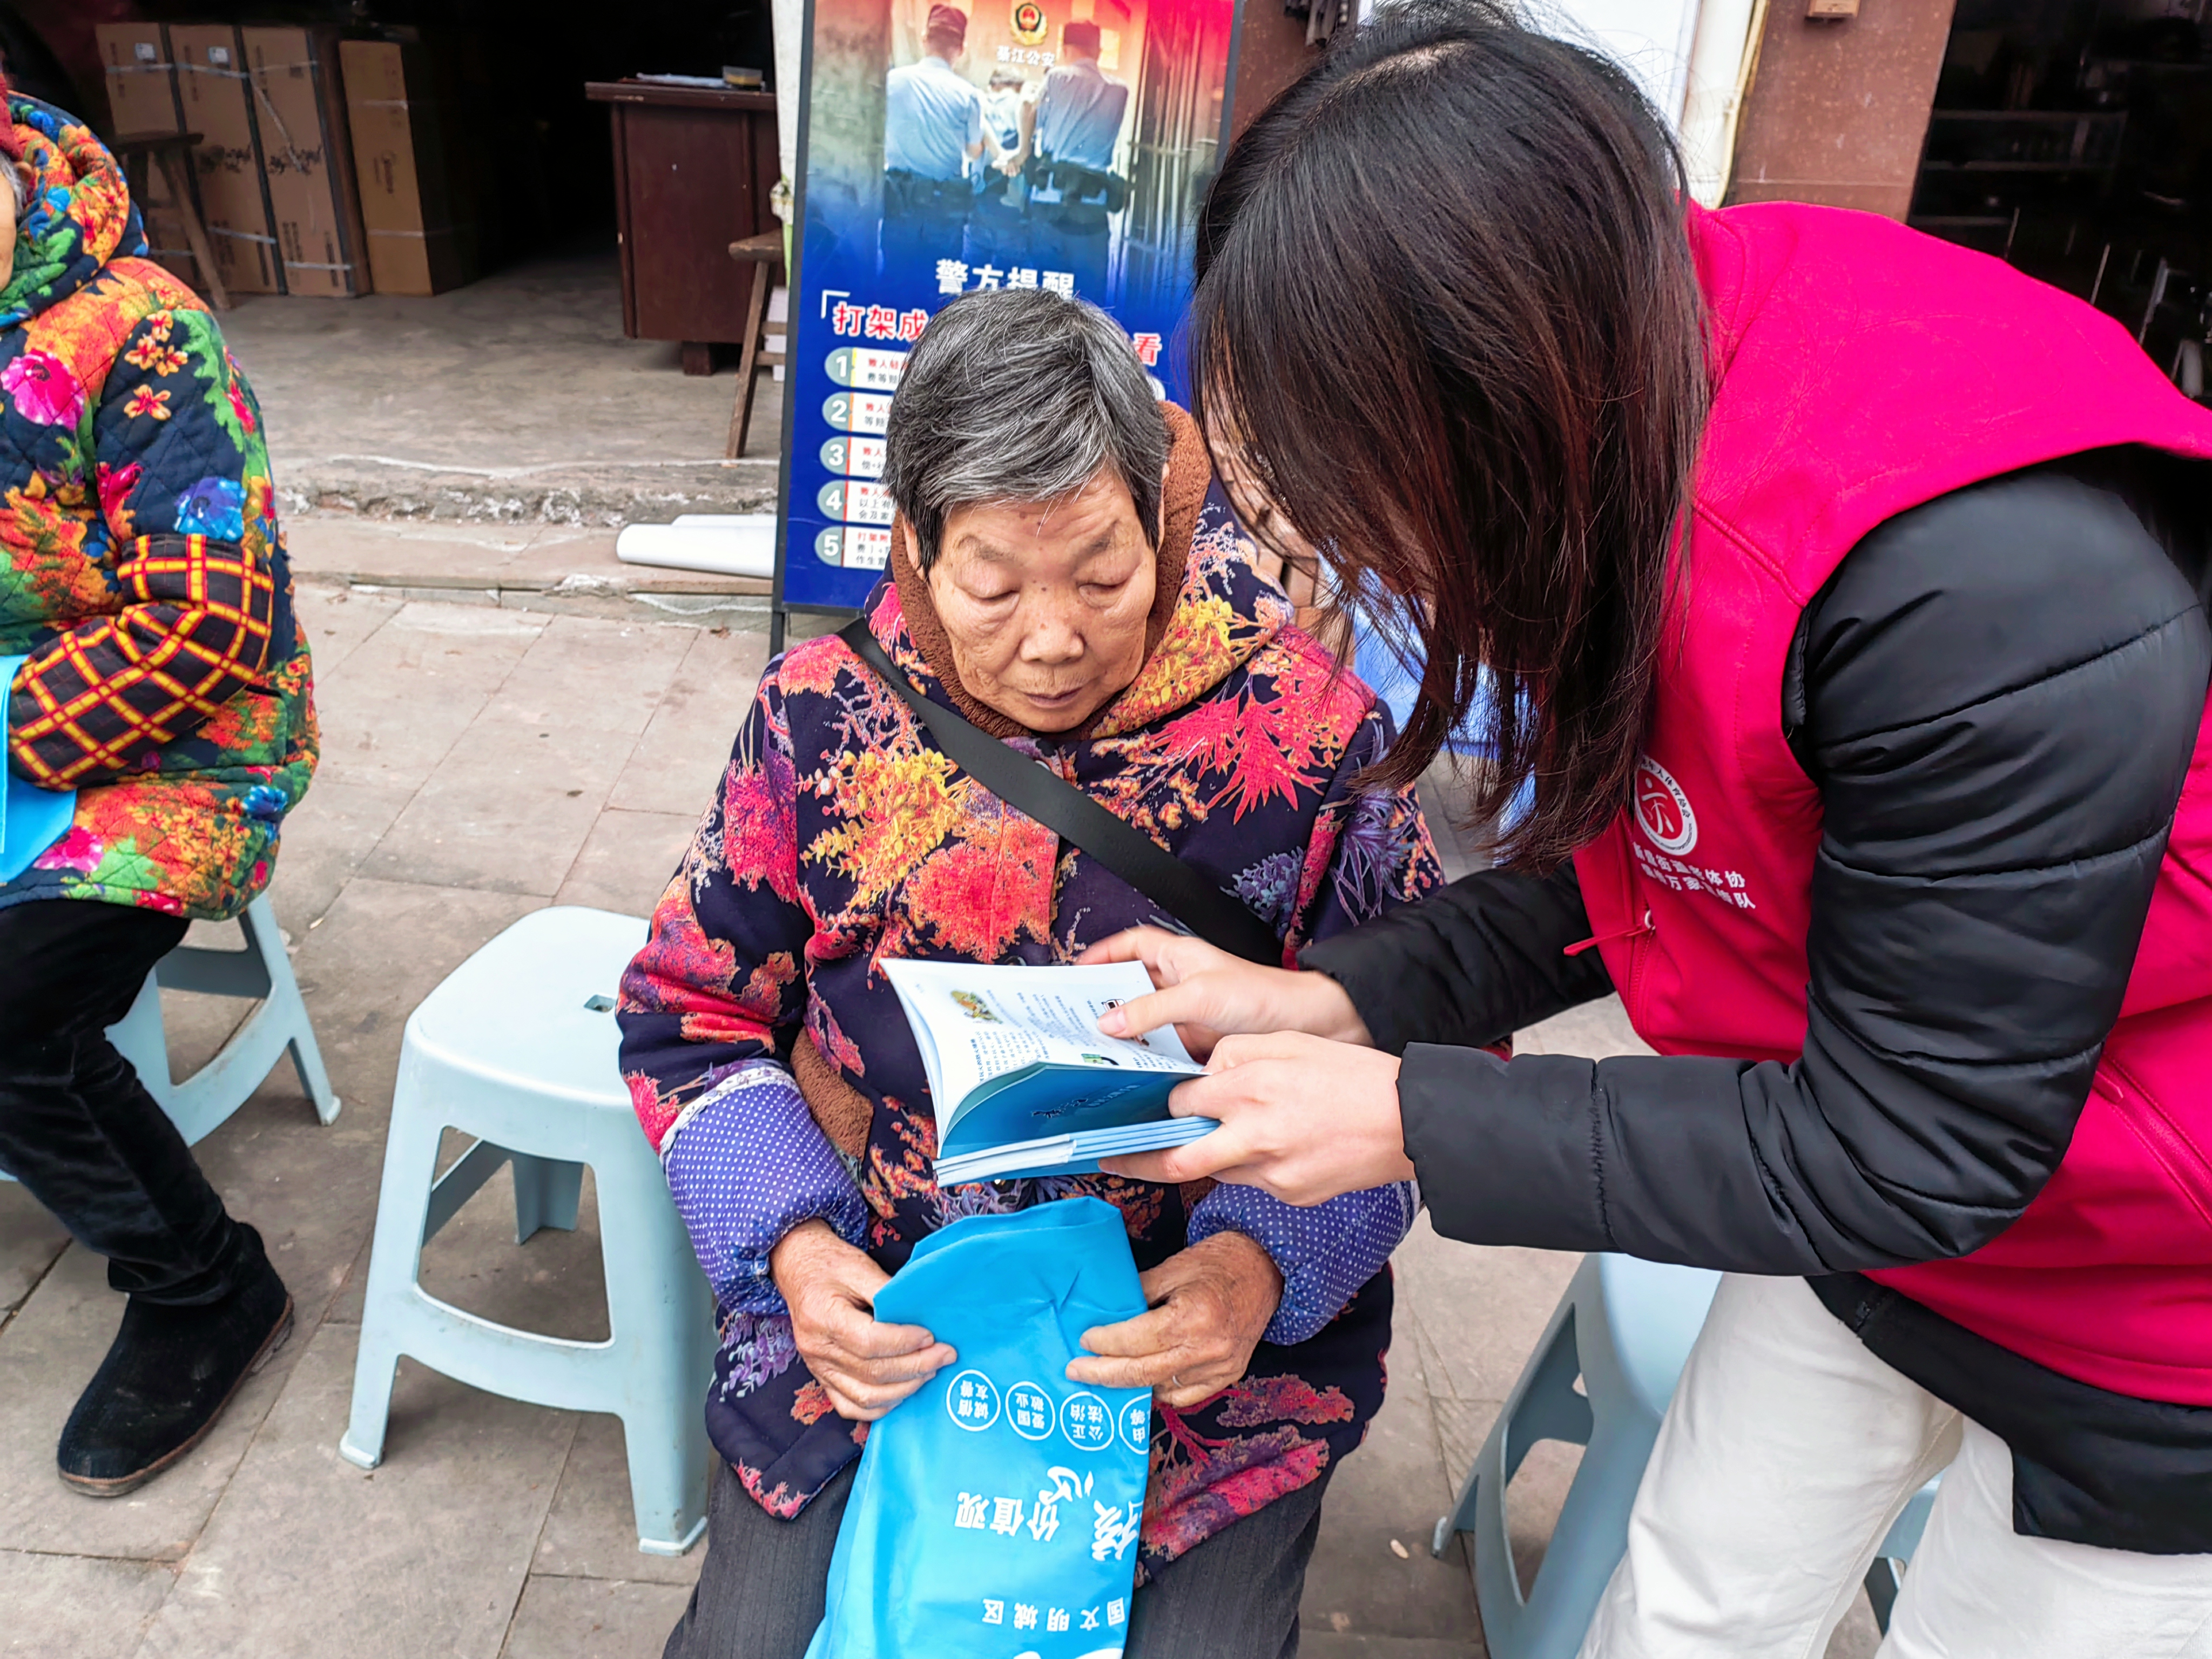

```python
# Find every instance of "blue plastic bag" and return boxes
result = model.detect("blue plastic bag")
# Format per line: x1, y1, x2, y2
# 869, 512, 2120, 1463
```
0, 655, 75, 885
806, 1198, 1153, 1658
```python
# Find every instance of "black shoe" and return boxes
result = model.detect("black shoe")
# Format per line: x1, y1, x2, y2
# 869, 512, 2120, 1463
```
56, 1224, 294, 1497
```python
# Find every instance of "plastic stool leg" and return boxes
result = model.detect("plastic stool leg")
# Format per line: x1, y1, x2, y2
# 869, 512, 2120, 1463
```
106, 970, 172, 1104
617, 1408, 711, 1558
1436, 1294, 1589, 1553
593, 1141, 714, 1553
511, 1155, 585, 1244
339, 1073, 447, 1470
138, 896, 340, 1145
339, 1325, 403, 1473
287, 1022, 341, 1126
1506, 1414, 1663, 1659
1505, 1318, 1595, 1473
240, 895, 339, 1125
1462, 1311, 1608, 1659
1865, 1559, 1904, 1634
1865, 1476, 1943, 1635
1465, 1255, 1721, 1659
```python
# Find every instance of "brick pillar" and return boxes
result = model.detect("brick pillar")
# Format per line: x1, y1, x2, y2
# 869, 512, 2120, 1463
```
1727, 1, 1959, 219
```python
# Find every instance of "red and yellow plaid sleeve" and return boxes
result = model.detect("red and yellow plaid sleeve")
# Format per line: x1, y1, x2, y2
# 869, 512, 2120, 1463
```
7, 533, 275, 788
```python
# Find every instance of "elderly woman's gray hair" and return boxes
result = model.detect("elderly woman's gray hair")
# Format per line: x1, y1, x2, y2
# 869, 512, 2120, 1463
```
882, 288, 1170, 572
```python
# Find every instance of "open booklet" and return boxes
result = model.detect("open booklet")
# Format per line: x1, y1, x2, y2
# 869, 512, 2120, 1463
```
881, 959, 1219, 1185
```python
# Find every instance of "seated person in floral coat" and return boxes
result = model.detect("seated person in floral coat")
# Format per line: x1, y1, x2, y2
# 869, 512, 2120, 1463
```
618, 289, 1440, 1659
0, 90, 313, 1498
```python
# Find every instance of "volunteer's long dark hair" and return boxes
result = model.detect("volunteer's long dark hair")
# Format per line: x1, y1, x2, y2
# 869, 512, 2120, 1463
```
1189, 0, 1707, 869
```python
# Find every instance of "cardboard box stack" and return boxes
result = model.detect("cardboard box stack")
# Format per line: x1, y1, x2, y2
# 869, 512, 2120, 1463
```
93, 23, 502, 302
93, 24, 203, 290
170, 26, 282, 295
338, 39, 482, 296
241, 28, 369, 298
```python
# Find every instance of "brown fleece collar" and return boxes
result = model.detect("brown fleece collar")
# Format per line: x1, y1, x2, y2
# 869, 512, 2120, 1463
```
793, 1031, 874, 1160
885, 401, 1214, 741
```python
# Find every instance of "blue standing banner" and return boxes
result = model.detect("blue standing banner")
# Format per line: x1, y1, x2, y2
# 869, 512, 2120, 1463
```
771, 0, 1240, 646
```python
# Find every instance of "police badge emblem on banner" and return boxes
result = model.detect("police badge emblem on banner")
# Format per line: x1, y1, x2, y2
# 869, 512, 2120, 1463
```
805, 1198, 1152, 1657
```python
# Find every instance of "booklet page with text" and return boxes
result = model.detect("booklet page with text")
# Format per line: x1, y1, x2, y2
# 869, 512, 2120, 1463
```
881, 959, 1218, 1184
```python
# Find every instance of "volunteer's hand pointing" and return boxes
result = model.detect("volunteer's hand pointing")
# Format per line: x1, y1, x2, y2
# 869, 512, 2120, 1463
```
1101, 1032, 1413, 1206
772, 1220, 956, 1421
1082, 927, 1374, 1061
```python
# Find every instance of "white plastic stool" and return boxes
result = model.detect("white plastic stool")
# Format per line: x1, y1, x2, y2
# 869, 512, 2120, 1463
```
338, 906, 718, 1555
1434, 1255, 1940, 1658
0, 891, 338, 1185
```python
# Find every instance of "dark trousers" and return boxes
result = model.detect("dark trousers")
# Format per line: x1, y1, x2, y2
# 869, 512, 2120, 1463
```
964, 193, 1033, 273
879, 174, 970, 281
0, 899, 243, 1304
1029, 214, 1112, 301
664, 1455, 1334, 1659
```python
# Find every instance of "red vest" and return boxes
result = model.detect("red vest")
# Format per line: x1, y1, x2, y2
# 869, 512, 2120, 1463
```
1573, 202, 2212, 1407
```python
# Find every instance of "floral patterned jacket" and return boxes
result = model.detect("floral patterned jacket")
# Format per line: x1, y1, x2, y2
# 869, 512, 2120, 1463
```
0, 99, 314, 921
619, 480, 1442, 1575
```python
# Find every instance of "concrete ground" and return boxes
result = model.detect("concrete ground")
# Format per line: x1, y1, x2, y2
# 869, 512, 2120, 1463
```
0, 518, 1888, 1656
218, 249, 784, 527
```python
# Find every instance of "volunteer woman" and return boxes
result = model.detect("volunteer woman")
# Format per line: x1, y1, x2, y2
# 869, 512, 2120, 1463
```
1094, 4, 2212, 1653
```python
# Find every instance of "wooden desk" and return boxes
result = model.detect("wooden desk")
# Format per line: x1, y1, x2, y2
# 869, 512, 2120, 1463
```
586, 81, 779, 375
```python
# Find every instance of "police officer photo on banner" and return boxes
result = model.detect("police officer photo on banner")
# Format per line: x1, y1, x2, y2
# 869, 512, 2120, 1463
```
772, 0, 1236, 636
881, 5, 992, 278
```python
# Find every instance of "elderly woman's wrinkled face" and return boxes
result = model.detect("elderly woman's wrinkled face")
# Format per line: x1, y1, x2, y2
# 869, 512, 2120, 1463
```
927, 468, 1156, 733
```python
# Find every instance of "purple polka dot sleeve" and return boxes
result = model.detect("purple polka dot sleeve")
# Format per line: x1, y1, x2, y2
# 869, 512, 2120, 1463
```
1187, 1178, 1419, 1347
660, 1060, 868, 1317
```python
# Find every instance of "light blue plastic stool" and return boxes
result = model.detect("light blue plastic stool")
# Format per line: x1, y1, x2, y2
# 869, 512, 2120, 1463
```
1433, 1255, 1940, 1658
0, 891, 338, 1185
338, 906, 717, 1556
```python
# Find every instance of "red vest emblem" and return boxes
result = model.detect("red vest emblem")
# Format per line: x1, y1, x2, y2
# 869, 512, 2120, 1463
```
1633, 757, 1697, 857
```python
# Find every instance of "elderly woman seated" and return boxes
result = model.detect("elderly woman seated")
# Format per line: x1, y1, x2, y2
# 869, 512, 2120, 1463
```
619, 288, 1440, 1659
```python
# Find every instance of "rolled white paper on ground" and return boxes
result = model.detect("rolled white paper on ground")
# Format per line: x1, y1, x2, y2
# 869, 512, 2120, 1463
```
614, 516, 778, 579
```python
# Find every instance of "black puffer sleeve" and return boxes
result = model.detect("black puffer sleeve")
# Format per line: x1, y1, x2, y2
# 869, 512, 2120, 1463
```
1395, 461, 2212, 1272
1298, 861, 1610, 1053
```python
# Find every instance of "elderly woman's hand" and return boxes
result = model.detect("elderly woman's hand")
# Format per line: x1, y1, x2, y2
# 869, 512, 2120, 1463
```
1065, 1232, 1284, 1408
771, 1220, 957, 1421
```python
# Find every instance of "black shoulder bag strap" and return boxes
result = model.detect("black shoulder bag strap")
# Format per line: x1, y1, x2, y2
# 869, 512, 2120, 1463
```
837, 619, 1282, 964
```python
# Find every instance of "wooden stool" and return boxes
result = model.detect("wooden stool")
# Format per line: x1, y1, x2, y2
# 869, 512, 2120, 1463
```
725, 231, 786, 459
109, 132, 230, 312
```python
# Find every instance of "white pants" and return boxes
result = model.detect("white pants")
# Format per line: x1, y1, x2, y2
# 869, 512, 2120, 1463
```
1579, 1273, 2212, 1659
